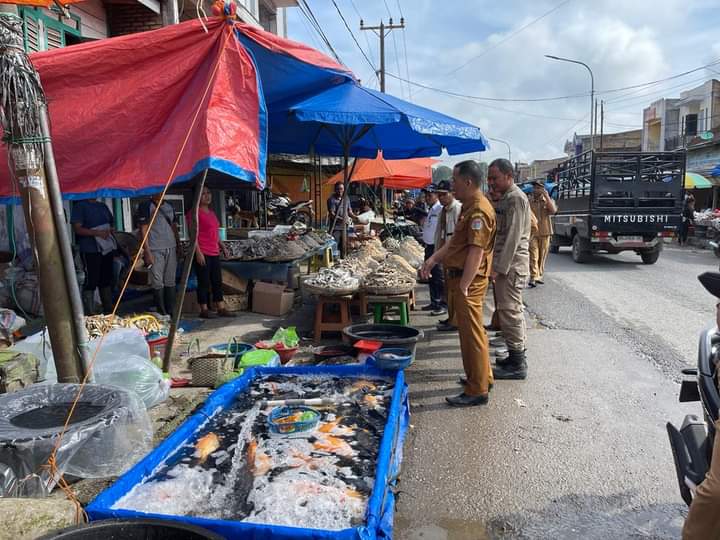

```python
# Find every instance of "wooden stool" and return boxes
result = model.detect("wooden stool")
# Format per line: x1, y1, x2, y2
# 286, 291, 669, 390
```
368, 294, 411, 326
408, 289, 416, 310
314, 295, 352, 341
351, 290, 369, 315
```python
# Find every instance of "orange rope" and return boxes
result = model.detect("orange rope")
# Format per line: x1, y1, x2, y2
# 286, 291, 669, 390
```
40, 23, 236, 515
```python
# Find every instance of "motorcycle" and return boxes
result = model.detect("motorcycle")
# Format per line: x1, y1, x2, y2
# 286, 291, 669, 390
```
709, 240, 720, 259
264, 192, 315, 225
667, 272, 720, 506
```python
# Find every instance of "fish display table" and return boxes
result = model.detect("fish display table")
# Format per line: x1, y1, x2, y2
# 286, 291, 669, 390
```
87, 365, 409, 540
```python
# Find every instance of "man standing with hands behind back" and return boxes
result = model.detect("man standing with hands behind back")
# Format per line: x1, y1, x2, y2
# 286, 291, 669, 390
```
487, 158, 532, 380
421, 160, 496, 407
528, 180, 557, 286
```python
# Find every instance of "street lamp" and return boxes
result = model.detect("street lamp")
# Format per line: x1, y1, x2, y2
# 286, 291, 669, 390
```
488, 137, 512, 162
545, 54, 595, 151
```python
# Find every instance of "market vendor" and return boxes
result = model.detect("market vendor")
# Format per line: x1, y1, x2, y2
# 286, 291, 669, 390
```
137, 193, 180, 316
355, 199, 376, 235
71, 198, 117, 315
186, 187, 236, 319
327, 182, 355, 251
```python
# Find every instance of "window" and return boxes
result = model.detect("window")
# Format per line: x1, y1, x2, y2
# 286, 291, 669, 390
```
686, 114, 698, 137
20, 7, 81, 53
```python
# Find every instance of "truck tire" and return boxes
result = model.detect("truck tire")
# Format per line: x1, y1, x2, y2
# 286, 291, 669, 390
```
571, 234, 592, 263
640, 249, 661, 265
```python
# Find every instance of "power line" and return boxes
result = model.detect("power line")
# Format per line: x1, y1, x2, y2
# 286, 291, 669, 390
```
397, 0, 412, 101
297, 0, 343, 64
330, 0, 377, 76
348, 0, 376, 61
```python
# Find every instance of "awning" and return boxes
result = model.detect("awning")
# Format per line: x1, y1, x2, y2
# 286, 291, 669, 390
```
325, 152, 436, 189
685, 172, 714, 189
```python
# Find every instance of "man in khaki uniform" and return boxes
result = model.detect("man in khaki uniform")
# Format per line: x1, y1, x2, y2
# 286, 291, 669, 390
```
434, 180, 462, 332
421, 161, 496, 407
487, 158, 532, 379
528, 180, 557, 286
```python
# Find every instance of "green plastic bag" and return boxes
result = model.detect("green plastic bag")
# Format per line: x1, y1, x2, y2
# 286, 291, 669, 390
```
271, 326, 299, 348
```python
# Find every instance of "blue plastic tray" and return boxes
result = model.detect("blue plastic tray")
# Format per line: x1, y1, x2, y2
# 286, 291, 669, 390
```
87, 365, 409, 540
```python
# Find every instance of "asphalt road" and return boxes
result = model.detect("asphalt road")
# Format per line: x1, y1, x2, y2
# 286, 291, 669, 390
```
395, 243, 717, 540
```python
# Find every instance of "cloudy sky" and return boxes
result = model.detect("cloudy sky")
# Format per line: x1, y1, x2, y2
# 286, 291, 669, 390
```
286, 0, 720, 165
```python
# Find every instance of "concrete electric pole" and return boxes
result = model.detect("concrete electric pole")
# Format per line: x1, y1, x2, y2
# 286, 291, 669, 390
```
360, 18, 405, 92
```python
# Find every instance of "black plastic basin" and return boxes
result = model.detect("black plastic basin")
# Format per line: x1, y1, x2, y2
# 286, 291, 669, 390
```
343, 324, 423, 358
37, 519, 224, 540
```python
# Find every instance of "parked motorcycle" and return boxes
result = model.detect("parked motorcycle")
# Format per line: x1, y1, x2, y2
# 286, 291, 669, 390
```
667, 272, 720, 506
265, 192, 314, 225
709, 240, 720, 259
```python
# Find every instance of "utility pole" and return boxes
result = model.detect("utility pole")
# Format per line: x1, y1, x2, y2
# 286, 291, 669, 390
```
360, 18, 405, 92
0, 13, 86, 382
600, 100, 605, 151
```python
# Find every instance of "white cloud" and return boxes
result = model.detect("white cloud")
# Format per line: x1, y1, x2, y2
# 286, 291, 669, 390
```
287, 0, 720, 163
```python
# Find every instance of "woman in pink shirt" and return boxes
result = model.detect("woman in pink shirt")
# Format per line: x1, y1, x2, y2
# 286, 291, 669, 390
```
186, 188, 234, 318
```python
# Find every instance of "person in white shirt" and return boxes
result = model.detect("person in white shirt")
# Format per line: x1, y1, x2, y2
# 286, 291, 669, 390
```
421, 186, 446, 315
434, 180, 463, 331
355, 199, 376, 235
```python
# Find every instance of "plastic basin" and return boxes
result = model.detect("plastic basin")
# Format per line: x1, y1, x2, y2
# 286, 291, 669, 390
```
369, 348, 413, 370
37, 518, 223, 539
343, 324, 423, 359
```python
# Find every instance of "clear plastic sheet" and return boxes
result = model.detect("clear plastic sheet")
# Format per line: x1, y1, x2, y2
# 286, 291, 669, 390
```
0, 383, 153, 497
12, 328, 170, 409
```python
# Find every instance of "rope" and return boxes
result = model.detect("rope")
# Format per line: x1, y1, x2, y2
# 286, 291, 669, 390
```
40, 21, 236, 517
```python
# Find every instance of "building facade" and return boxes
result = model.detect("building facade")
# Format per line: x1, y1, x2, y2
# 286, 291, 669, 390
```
642, 98, 681, 152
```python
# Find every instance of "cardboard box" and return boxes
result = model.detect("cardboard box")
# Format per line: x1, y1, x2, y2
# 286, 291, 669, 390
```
252, 281, 294, 317
224, 293, 249, 312
222, 269, 248, 295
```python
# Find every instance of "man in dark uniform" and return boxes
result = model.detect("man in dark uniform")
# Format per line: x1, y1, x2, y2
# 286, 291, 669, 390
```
421, 160, 496, 407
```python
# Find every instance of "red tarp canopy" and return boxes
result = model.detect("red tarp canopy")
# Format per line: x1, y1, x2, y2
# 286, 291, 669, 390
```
0, 17, 352, 201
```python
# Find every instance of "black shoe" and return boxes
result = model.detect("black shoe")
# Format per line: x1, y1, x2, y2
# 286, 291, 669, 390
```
492, 350, 527, 380
527, 281, 536, 289
536, 279, 545, 285
457, 377, 494, 390
431, 307, 448, 316
436, 321, 457, 332
445, 393, 489, 407
439, 318, 449, 324
421, 304, 437, 312
484, 324, 501, 331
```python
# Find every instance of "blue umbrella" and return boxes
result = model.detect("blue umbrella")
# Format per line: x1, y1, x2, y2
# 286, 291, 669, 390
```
268, 81, 489, 158
267, 81, 489, 253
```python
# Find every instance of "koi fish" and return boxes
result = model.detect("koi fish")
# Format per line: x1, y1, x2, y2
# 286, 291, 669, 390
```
313, 434, 354, 457
291, 450, 320, 470
363, 394, 382, 409
248, 439, 272, 476
349, 380, 377, 394
319, 419, 355, 436
195, 432, 220, 463
345, 488, 364, 500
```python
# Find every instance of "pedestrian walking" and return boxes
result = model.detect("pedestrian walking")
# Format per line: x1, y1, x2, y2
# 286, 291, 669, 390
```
71, 198, 117, 315
138, 194, 181, 316
434, 180, 462, 332
421, 186, 446, 316
327, 182, 355, 255
680, 194, 695, 246
421, 160, 496, 407
528, 180, 556, 286
186, 187, 236, 319
487, 158, 532, 380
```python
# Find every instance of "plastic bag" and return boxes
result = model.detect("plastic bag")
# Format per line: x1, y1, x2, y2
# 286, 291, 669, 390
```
11, 328, 170, 409
0, 383, 152, 497
270, 327, 299, 348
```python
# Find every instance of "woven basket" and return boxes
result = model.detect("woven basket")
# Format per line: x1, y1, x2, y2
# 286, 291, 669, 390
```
302, 282, 358, 297
187, 339, 234, 387
364, 282, 415, 296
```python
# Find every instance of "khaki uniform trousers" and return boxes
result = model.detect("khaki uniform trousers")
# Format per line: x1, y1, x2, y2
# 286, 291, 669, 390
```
494, 270, 527, 352
447, 274, 493, 396
529, 235, 551, 281
683, 420, 720, 539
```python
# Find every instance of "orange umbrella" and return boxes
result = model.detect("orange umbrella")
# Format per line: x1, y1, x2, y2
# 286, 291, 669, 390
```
326, 151, 437, 189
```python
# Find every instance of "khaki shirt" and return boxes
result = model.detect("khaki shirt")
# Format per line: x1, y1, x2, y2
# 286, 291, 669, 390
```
493, 184, 531, 276
530, 193, 555, 236
444, 193, 496, 278
435, 198, 462, 249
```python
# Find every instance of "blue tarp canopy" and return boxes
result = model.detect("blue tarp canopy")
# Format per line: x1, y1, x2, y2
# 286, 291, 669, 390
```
268, 81, 489, 158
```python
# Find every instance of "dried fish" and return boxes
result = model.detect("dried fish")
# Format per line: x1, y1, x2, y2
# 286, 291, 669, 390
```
305, 268, 359, 293
85, 314, 163, 339
363, 262, 416, 291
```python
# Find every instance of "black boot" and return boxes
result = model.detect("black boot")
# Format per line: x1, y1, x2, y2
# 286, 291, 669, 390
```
99, 287, 114, 314
153, 289, 166, 315
492, 349, 527, 380
164, 286, 177, 317
82, 290, 96, 316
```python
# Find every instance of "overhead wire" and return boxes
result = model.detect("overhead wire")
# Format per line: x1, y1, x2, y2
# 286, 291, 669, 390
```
348, 0, 376, 62
396, 0, 412, 101
330, 0, 377, 77
298, 0, 343, 65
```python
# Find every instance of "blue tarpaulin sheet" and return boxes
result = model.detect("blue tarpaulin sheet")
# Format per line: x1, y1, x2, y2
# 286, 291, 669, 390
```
87, 365, 410, 540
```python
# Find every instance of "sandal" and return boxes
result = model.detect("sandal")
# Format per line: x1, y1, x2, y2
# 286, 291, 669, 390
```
199, 310, 218, 319
217, 309, 236, 318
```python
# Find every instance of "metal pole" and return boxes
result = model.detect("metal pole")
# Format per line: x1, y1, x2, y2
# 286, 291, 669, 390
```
488, 137, 511, 162
0, 13, 83, 382
39, 105, 91, 378
379, 21, 385, 92
545, 55, 595, 151
163, 169, 208, 373
600, 100, 605, 152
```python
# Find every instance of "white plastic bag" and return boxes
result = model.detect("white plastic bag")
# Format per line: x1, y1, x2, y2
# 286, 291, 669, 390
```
11, 328, 170, 409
